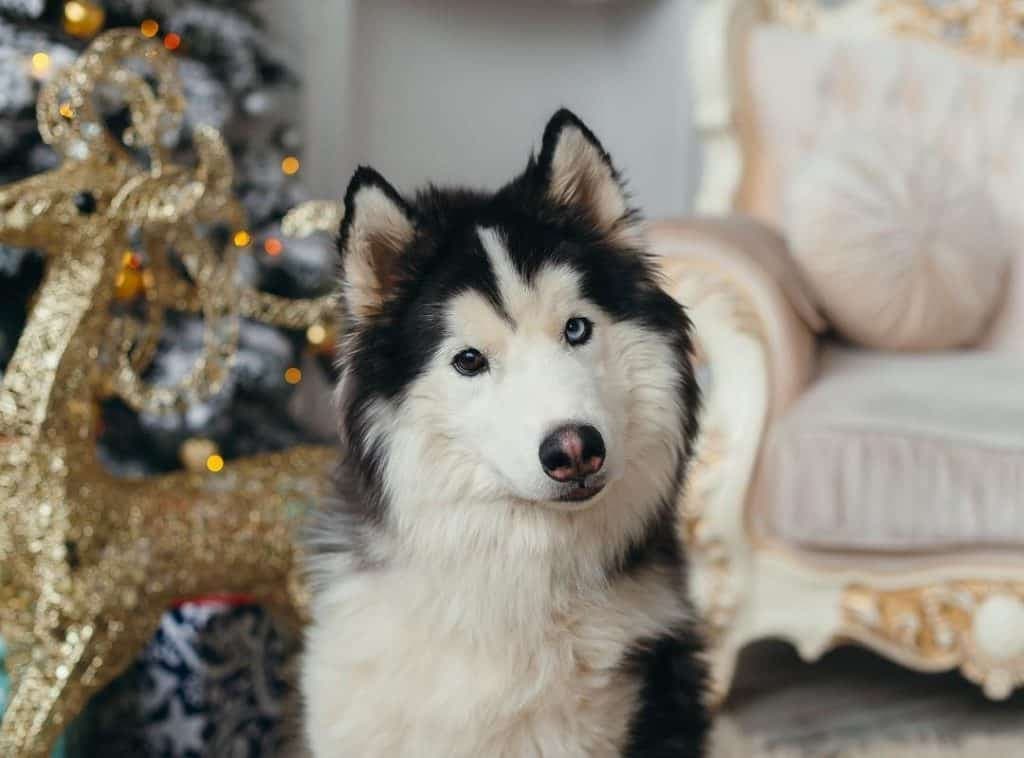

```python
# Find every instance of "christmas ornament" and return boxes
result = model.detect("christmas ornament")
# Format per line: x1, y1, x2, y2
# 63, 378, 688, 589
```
61, 1, 105, 39
112, 250, 144, 300
0, 30, 340, 757
82, 601, 298, 755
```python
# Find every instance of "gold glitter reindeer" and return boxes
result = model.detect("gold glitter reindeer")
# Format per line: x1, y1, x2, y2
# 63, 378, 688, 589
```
0, 31, 340, 756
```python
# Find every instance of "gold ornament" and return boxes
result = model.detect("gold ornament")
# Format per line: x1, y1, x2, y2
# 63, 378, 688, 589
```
113, 250, 145, 300
62, 0, 106, 40
0, 30, 343, 756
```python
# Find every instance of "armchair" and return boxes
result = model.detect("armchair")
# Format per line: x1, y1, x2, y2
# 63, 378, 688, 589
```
654, 0, 1024, 703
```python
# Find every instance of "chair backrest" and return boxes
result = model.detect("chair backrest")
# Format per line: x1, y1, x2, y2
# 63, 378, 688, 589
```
690, 0, 1024, 349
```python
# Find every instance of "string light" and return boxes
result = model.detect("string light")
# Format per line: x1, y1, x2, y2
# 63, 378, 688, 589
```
263, 237, 283, 256
205, 454, 224, 473
30, 52, 51, 78
59, 102, 75, 119
284, 367, 302, 385
232, 230, 251, 247
306, 323, 327, 346
62, 0, 105, 39
140, 19, 159, 38
281, 156, 300, 175
163, 33, 182, 51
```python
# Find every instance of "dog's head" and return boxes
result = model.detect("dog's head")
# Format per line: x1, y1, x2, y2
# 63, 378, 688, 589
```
334, 109, 697, 530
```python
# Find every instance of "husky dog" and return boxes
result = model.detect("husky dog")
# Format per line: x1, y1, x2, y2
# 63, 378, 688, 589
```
302, 109, 708, 757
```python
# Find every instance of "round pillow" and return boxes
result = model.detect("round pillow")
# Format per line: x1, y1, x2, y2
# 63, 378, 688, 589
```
784, 130, 1013, 350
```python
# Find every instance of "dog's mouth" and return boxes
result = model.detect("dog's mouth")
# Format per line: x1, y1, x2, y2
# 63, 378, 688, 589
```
554, 480, 606, 503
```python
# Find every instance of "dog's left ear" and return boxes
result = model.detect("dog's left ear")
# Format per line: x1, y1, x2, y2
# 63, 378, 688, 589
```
536, 109, 635, 237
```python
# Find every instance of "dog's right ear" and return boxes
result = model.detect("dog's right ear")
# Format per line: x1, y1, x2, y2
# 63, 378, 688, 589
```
337, 166, 416, 324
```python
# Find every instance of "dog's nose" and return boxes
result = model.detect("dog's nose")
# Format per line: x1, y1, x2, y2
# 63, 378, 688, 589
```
539, 424, 605, 482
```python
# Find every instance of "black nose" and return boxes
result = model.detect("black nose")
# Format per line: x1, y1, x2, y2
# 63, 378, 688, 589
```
539, 424, 605, 483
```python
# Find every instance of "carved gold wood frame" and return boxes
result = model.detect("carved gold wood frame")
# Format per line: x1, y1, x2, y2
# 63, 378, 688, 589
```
691, 0, 1024, 215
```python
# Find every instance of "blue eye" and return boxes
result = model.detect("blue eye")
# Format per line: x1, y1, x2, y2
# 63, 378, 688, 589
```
452, 348, 488, 376
564, 317, 593, 346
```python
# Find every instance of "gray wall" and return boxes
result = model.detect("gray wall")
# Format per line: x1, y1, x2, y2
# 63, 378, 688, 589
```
261, 0, 697, 218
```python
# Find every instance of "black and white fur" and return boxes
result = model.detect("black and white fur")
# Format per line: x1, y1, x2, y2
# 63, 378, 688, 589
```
302, 109, 709, 757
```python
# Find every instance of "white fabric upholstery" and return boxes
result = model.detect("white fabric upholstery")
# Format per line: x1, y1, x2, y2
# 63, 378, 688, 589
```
760, 344, 1024, 552
784, 127, 1013, 350
743, 25, 1024, 351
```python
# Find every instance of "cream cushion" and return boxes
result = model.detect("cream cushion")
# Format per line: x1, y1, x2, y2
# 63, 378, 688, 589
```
784, 130, 1013, 350
742, 24, 1024, 352
760, 344, 1024, 552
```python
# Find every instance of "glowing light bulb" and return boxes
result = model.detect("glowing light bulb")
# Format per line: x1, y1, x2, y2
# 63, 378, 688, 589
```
306, 324, 327, 346
30, 52, 51, 78
281, 156, 300, 175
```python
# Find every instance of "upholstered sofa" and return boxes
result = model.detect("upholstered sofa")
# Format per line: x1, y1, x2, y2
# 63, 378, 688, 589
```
650, 0, 1024, 702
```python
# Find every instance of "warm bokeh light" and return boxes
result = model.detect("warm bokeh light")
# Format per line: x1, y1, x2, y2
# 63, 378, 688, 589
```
263, 237, 283, 256
284, 367, 302, 385
233, 230, 252, 247
205, 454, 224, 473
306, 323, 327, 345
140, 19, 159, 38
281, 156, 300, 175
30, 52, 51, 78
164, 33, 182, 51
63, 1, 87, 22
59, 102, 75, 119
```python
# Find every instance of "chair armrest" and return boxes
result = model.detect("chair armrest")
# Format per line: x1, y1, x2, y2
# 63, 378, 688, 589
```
646, 215, 824, 693
649, 215, 824, 418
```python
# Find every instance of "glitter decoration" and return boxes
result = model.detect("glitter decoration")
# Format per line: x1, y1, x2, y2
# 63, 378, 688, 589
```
0, 30, 343, 757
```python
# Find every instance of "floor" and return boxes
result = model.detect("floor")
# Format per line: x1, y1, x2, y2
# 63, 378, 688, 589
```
725, 641, 1024, 754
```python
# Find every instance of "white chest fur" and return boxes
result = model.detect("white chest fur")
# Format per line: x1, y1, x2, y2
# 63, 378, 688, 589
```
302, 560, 686, 758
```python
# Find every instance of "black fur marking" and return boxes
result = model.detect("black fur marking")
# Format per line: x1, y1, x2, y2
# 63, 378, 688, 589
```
616, 497, 684, 580
623, 625, 711, 758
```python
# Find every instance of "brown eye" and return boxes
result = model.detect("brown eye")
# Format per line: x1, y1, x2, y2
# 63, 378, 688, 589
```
564, 316, 593, 346
452, 348, 488, 376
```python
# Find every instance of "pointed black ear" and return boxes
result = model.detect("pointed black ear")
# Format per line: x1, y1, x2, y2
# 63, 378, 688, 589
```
536, 109, 635, 237
337, 166, 416, 323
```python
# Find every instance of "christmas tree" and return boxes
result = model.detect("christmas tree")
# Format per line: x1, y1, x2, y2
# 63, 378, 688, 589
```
0, 0, 338, 477
0, 2, 337, 754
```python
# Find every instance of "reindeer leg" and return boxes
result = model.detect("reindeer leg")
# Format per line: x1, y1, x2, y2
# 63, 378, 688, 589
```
1, 623, 94, 758
1, 610, 159, 757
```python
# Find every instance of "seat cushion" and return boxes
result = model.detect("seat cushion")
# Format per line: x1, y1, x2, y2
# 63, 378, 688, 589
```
760, 345, 1024, 552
